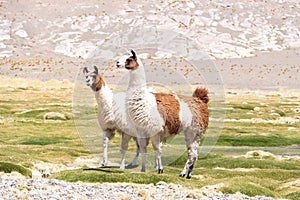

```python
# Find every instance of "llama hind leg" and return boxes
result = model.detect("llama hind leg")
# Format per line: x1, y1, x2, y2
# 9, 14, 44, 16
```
180, 148, 197, 178
151, 134, 163, 174
180, 132, 201, 178
179, 162, 188, 178
186, 134, 201, 179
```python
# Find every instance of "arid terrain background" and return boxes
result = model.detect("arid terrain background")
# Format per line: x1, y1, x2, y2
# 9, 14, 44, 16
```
0, 0, 299, 199
0, 0, 299, 90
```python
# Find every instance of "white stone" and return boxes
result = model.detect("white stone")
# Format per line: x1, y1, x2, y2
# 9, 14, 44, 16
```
15, 29, 28, 38
253, 107, 260, 111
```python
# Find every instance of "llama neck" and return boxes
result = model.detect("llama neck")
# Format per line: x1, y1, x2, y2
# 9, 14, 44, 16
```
127, 62, 147, 93
95, 84, 114, 114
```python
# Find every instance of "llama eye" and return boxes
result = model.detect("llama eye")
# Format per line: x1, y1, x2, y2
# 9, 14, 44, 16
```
85, 76, 88, 79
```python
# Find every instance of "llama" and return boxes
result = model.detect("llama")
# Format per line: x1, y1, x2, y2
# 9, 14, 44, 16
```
116, 50, 209, 178
83, 66, 140, 169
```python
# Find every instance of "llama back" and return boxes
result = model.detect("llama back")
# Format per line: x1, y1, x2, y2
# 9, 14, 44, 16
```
153, 93, 181, 135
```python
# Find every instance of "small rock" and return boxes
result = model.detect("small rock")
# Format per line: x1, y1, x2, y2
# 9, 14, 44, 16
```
31, 169, 42, 179
245, 150, 276, 159
293, 108, 300, 113
43, 112, 67, 120
253, 107, 260, 111
277, 117, 299, 124
137, 189, 147, 198
156, 181, 167, 186
270, 113, 280, 116
251, 118, 264, 123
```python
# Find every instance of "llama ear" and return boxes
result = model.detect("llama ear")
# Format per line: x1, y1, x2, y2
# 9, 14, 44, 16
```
131, 49, 136, 59
83, 67, 89, 75
93, 66, 98, 74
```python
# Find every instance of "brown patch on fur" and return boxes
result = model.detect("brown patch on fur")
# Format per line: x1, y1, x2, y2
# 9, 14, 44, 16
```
125, 57, 139, 70
193, 87, 209, 104
153, 93, 181, 135
92, 74, 106, 92
179, 95, 209, 130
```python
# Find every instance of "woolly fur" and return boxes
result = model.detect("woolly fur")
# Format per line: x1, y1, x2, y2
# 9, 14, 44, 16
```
83, 66, 139, 169
117, 50, 209, 178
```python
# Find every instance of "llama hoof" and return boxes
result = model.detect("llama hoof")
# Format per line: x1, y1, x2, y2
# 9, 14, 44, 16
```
186, 173, 192, 179
120, 165, 125, 170
127, 164, 138, 169
141, 168, 146, 172
128, 162, 137, 167
158, 169, 163, 174
100, 163, 107, 167
179, 173, 185, 178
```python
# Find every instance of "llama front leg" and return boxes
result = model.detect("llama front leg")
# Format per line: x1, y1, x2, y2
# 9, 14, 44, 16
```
137, 137, 147, 172
102, 135, 109, 167
101, 130, 114, 167
120, 133, 132, 169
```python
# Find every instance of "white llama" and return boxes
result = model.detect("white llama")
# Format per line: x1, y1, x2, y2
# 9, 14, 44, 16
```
83, 66, 140, 169
116, 50, 209, 179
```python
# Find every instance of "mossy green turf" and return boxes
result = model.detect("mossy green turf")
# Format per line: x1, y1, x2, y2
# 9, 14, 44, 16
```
51, 154, 300, 199
0, 81, 299, 199
0, 162, 32, 177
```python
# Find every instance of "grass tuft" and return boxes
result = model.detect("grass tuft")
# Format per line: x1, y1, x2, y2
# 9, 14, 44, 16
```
285, 192, 300, 200
21, 136, 71, 145
0, 162, 32, 177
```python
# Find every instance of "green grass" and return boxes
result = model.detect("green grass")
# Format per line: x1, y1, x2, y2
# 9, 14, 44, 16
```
172, 152, 300, 171
21, 136, 72, 145
17, 109, 50, 119
0, 162, 32, 177
0, 79, 299, 199
286, 192, 300, 200
218, 134, 300, 146
232, 104, 255, 110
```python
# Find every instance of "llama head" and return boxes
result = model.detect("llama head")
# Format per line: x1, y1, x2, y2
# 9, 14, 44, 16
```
116, 49, 140, 70
83, 66, 105, 91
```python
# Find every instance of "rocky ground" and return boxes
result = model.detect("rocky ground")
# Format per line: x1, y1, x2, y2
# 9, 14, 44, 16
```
0, 173, 277, 200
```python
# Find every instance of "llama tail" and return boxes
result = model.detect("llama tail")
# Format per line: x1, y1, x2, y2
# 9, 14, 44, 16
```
193, 87, 209, 104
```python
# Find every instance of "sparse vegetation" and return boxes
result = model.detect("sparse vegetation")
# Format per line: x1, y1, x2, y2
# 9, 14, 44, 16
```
0, 78, 299, 199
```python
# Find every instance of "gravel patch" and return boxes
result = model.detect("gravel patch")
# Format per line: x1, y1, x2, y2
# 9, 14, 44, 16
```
0, 173, 278, 200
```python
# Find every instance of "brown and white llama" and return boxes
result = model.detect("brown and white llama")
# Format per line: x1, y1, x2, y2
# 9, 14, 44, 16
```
83, 66, 140, 169
116, 50, 209, 178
